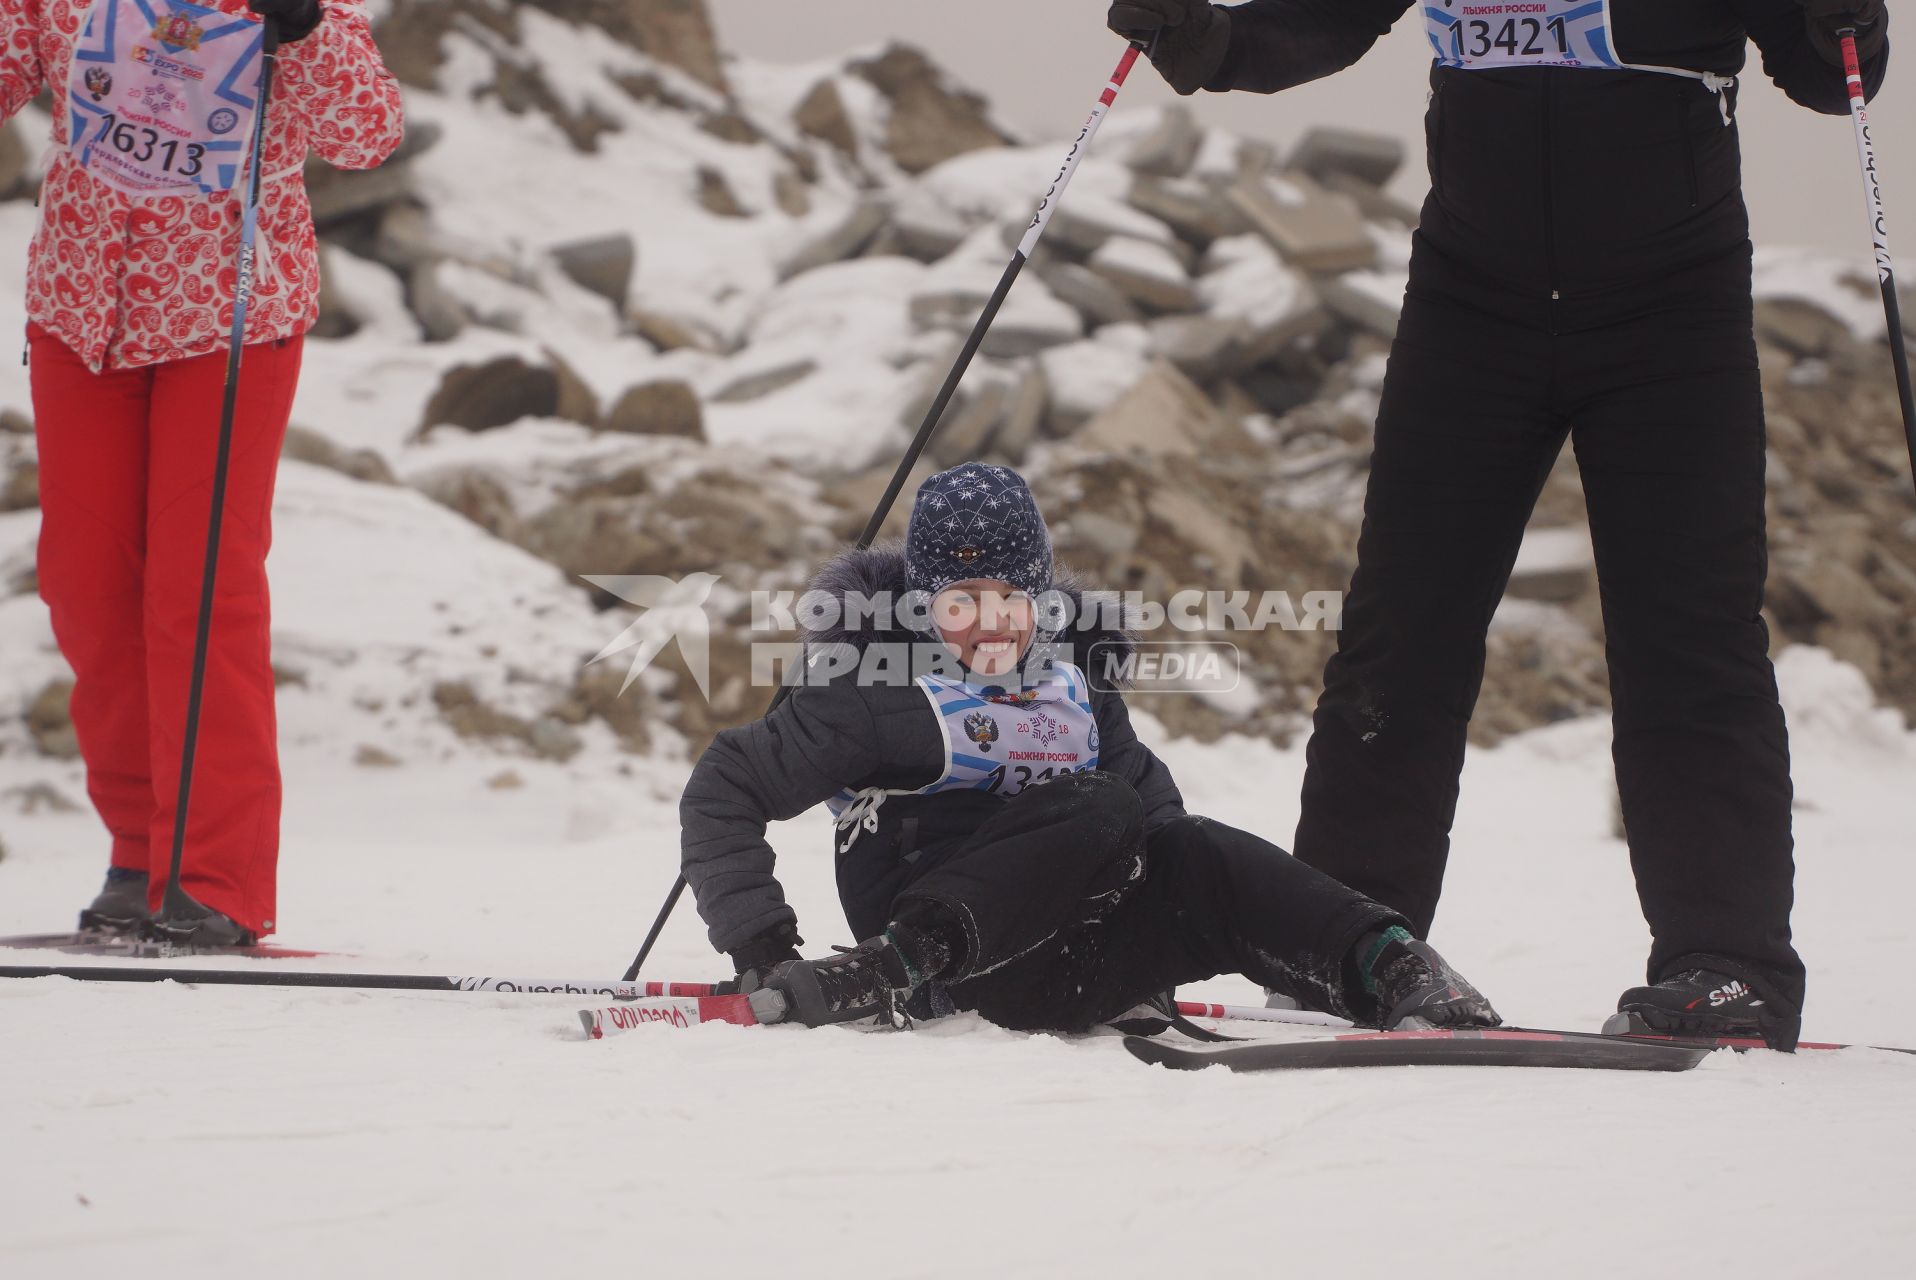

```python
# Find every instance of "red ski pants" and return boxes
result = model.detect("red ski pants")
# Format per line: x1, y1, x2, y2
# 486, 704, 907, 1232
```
31, 323, 303, 936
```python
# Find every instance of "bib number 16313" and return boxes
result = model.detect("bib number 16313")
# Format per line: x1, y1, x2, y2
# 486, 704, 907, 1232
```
89, 114, 207, 181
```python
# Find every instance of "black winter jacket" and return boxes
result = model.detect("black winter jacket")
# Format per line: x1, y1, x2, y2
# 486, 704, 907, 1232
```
1212, 0, 1886, 108
680, 547, 1186, 957
1210, 1, 1891, 329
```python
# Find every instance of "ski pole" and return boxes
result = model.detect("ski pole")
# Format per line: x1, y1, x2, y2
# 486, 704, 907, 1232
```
159, 18, 283, 926
0, 965, 730, 998
1839, 28, 1916, 485
1176, 1000, 1351, 1028
618, 41, 1150, 984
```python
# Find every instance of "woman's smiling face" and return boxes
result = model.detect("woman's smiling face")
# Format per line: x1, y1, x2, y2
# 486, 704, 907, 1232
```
931, 578, 1036, 676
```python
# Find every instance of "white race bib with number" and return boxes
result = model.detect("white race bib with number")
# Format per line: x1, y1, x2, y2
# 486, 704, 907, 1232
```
66, 0, 265, 196
1424, 0, 1624, 71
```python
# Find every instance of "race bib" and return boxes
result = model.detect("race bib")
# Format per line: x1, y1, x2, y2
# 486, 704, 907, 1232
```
67, 0, 266, 196
1424, 0, 1624, 71
915, 666, 1101, 800
825, 663, 1104, 847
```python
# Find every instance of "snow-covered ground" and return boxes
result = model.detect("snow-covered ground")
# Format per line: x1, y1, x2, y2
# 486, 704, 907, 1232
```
2, 642, 1913, 1278
1, 12, 1912, 1275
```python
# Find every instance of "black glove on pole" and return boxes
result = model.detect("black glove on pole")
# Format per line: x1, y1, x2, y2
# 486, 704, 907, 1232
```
248, 0, 326, 43
1834, 29, 1916, 487
1107, 0, 1231, 95
1801, 0, 1888, 66
620, 43, 1154, 984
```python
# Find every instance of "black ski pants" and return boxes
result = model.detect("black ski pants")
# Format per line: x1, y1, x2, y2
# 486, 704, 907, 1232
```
1293, 242, 1805, 1012
886, 771, 1402, 1031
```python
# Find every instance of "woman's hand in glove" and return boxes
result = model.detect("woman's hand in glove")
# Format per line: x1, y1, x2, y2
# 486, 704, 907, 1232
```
248, 0, 327, 44
1798, 0, 1889, 67
1107, 0, 1232, 96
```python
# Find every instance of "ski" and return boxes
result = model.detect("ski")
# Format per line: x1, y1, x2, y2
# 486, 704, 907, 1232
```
1125, 1028, 1709, 1073
1182, 999, 1916, 1056
0, 932, 336, 960
1602, 1011, 1916, 1056
6, 959, 1908, 1059
0, 964, 728, 997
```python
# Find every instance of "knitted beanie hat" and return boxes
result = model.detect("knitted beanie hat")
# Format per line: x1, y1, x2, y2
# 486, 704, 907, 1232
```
904, 463, 1054, 601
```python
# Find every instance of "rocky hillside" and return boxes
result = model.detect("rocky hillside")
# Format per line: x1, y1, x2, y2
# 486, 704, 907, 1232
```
2, 0, 1912, 770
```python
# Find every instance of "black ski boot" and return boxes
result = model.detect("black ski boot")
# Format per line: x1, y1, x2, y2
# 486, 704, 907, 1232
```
1607, 961, 1801, 1052
1358, 927, 1503, 1030
145, 891, 257, 949
78, 868, 151, 935
763, 934, 916, 1028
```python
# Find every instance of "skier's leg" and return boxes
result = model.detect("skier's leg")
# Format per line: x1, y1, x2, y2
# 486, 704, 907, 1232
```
765, 771, 1149, 1027
1294, 279, 1564, 934
1102, 814, 1404, 1023
143, 337, 303, 936
956, 814, 1498, 1031
1568, 269, 1804, 1031
896, 769, 1148, 982
29, 327, 159, 888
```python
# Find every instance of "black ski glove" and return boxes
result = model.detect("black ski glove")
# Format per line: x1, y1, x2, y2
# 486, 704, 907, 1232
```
1798, 0, 1888, 67
727, 921, 803, 989
1107, 0, 1233, 96
248, 0, 326, 44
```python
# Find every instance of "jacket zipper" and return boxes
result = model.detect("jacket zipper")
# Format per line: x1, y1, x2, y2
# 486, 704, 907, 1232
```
1540, 72, 1559, 334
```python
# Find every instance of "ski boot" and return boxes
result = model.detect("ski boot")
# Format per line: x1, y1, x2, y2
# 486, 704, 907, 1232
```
78, 868, 151, 936
761, 934, 916, 1028
1607, 961, 1801, 1052
145, 891, 258, 949
1359, 927, 1503, 1030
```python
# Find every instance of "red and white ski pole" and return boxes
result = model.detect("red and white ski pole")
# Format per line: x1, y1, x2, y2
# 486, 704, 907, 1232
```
1840, 29, 1916, 486
579, 992, 772, 1037
580, 990, 1350, 1040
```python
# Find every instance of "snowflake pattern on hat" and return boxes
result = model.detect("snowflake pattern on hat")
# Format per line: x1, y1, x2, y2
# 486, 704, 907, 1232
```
905, 464, 1053, 601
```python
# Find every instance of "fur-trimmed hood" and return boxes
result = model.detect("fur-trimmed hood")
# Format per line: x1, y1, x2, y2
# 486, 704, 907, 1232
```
800, 543, 1139, 683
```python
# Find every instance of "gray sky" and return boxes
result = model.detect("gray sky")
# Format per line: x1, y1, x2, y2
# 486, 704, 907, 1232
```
711, 1, 1913, 262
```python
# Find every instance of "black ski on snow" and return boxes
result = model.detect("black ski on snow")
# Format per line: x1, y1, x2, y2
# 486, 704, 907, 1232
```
0, 932, 336, 960
1603, 1012, 1916, 1056
1125, 1028, 1709, 1073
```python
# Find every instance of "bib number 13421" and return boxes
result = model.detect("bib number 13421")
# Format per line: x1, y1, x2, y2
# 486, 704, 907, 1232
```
1424, 1, 1623, 71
